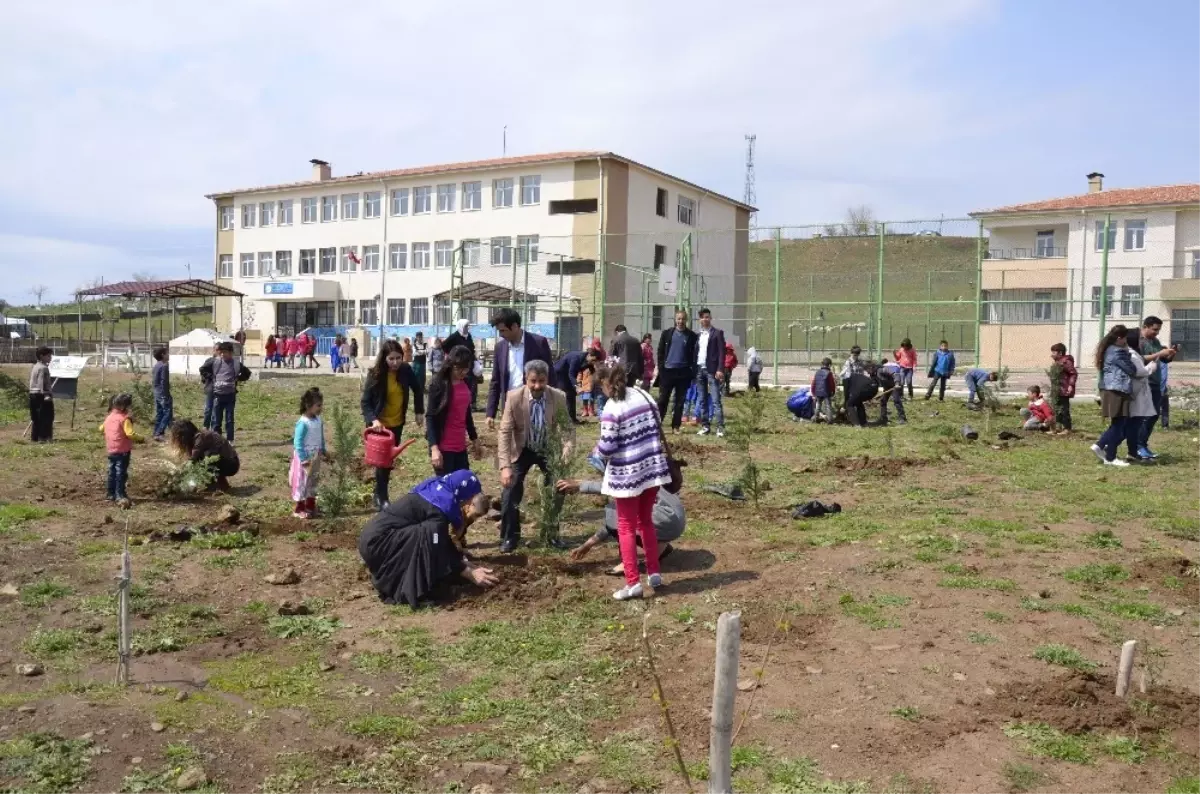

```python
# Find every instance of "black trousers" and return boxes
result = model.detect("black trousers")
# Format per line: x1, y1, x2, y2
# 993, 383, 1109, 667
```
1055, 396, 1072, 431
500, 447, 562, 543
925, 375, 948, 400
657, 368, 693, 430
28, 394, 53, 442
847, 400, 868, 426
748, 371, 761, 393
434, 449, 470, 477
562, 384, 579, 422
373, 425, 404, 504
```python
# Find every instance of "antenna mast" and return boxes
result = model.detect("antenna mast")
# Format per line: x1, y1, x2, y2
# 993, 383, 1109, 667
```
743, 134, 757, 238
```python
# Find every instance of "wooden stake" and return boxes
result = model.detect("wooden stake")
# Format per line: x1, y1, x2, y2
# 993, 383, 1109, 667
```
115, 524, 132, 686
1115, 640, 1137, 697
709, 611, 742, 794
641, 615, 694, 794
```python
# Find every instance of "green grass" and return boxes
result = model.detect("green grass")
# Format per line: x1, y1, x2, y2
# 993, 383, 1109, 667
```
1168, 776, 1200, 794
19, 580, 73, 608
1081, 529, 1123, 549
22, 628, 92, 661
1003, 722, 1147, 767
938, 574, 1017, 592
1096, 597, 1169, 623
1063, 563, 1129, 586
1002, 761, 1051, 793
0, 732, 92, 793
1032, 644, 1097, 672
191, 530, 259, 550
344, 714, 423, 741
967, 631, 998, 644
983, 611, 1009, 623
0, 502, 54, 534
267, 615, 342, 640
890, 706, 922, 722
839, 593, 900, 630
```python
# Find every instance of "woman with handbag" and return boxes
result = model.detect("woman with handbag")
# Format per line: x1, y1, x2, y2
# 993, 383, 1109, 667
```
591, 361, 675, 600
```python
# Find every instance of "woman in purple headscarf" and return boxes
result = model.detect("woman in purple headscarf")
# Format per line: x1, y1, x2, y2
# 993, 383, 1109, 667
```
357, 470, 498, 607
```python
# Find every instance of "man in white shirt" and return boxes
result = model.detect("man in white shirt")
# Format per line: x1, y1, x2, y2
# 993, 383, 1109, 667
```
486, 308, 554, 429
693, 308, 727, 437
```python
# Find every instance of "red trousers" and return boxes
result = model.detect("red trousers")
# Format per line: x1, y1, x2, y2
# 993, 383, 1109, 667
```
614, 487, 660, 586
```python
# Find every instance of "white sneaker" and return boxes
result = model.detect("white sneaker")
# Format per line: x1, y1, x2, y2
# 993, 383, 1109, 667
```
648, 573, 663, 589
613, 583, 644, 601
1090, 444, 1106, 463
716, 429, 725, 438
697, 427, 710, 436
1104, 458, 1131, 467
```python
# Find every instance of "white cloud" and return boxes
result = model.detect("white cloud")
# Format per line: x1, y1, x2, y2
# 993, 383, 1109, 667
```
0, 0, 991, 233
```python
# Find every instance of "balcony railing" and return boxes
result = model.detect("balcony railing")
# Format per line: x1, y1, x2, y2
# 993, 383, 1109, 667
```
985, 247, 1068, 260
1172, 251, 1200, 279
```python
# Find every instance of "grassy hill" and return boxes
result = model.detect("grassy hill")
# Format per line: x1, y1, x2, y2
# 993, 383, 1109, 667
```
745, 234, 980, 354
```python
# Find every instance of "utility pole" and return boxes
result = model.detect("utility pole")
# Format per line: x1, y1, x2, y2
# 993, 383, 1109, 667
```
743, 134, 757, 238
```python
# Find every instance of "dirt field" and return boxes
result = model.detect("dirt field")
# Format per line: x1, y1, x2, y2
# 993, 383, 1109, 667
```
1, 366, 1197, 794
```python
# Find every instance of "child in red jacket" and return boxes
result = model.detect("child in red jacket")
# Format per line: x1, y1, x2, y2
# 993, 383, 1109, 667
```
1050, 343, 1077, 434
1020, 385, 1054, 431
722, 343, 738, 396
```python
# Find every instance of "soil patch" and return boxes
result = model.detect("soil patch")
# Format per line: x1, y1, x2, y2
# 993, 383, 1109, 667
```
823, 454, 928, 477
994, 671, 1200, 734
1130, 556, 1199, 602
740, 613, 828, 646
437, 556, 596, 610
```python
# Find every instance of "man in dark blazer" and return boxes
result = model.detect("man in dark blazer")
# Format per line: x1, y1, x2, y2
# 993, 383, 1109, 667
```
609, 324, 644, 387
442, 319, 478, 406
693, 307, 727, 437
656, 309, 699, 433
486, 308, 554, 429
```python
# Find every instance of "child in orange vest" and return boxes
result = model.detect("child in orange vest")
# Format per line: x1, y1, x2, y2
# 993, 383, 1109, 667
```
101, 393, 142, 505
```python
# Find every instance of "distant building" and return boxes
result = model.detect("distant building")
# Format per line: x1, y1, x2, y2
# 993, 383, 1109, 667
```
971, 174, 1200, 366
205, 152, 752, 352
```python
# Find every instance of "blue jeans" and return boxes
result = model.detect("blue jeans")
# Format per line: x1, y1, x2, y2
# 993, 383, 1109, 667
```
899, 367, 914, 397
1097, 416, 1129, 462
203, 391, 215, 430
107, 452, 130, 500
212, 393, 236, 442
1138, 382, 1163, 449
153, 395, 174, 438
695, 369, 724, 430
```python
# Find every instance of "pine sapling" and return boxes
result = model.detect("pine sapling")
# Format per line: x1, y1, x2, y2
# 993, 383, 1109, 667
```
317, 404, 360, 519
534, 405, 580, 546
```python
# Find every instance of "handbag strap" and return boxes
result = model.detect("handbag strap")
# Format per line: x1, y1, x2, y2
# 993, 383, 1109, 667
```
633, 387, 671, 451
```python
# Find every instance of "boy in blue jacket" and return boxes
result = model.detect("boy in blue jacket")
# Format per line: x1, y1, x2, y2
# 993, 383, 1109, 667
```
964, 368, 999, 406
924, 341, 957, 401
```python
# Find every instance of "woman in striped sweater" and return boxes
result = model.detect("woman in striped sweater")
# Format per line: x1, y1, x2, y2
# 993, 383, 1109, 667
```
592, 362, 674, 600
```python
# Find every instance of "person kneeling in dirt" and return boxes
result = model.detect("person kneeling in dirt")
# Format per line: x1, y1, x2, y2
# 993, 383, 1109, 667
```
560, 457, 686, 576
168, 419, 240, 491
358, 470, 498, 608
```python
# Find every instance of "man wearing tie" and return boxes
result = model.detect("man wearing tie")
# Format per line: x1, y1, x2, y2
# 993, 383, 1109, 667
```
486, 308, 554, 430
496, 359, 574, 552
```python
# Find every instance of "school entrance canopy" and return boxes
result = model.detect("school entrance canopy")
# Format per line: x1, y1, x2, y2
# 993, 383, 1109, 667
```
74, 279, 245, 340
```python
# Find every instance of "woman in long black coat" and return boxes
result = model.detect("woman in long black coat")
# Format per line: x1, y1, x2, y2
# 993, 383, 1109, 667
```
358, 470, 498, 608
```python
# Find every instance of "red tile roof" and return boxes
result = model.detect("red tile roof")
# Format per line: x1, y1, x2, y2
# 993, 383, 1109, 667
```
973, 184, 1200, 216
205, 151, 755, 210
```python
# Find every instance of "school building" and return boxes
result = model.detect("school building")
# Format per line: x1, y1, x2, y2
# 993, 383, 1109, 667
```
205, 151, 753, 354
971, 175, 1200, 368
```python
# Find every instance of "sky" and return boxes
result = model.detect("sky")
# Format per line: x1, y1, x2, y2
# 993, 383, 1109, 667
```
1, 0, 1196, 305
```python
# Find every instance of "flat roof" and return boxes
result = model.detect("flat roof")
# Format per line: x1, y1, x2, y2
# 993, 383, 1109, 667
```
76, 279, 245, 299
971, 183, 1199, 217
206, 151, 755, 212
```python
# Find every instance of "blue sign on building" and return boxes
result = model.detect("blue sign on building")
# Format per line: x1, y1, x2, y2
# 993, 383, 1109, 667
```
264, 282, 294, 295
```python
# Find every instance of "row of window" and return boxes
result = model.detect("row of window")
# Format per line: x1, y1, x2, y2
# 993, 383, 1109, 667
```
218, 236, 541, 278
275, 297, 466, 328
980, 285, 1144, 324
220, 176, 543, 231
1092, 219, 1147, 252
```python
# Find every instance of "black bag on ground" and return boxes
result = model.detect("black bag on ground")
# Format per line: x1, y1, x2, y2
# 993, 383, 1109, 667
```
792, 500, 841, 519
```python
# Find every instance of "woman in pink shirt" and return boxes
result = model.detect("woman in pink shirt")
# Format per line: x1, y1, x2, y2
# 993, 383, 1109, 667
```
425, 346, 481, 475
894, 338, 917, 398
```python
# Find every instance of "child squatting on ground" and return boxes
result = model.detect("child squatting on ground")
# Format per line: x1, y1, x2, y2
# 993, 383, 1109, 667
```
1020, 385, 1054, 431
101, 393, 143, 506
291, 387, 331, 519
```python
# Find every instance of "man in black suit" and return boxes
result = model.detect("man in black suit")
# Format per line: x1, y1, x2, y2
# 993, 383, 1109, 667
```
609, 324, 644, 387
486, 308, 554, 429
656, 309, 699, 432
693, 307, 728, 437
553, 348, 601, 424
442, 319, 478, 406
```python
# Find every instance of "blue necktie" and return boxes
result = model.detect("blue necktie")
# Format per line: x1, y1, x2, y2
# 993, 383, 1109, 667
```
529, 396, 546, 449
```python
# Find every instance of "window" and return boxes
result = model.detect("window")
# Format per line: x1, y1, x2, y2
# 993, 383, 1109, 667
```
275, 250, 292, 276
493, 178, 513, 208
257, 251, 273, 277
277, 301, 335, 330
319, 247, 337, 274
519, 175, 541, 206
1094, 220, 1116, 252
364, 191, 381, 219
338, 300, 356, 324
341, 193, 359, 220
390, 188, 409, 216
413, 186, 432, 214
389, 243, 408, 270
301, 197, 318, 224
259, 201, 275, 227
434, 296, 452, 325
218, 254, 233, 278
436, 184, 456, 213
1032, 291, 1053, 321
412, 242, 430, 270
360, 298, 378, 325
462, 181, 482, 211
340, 245, 359, 272
653, 244, 666, 271
410, 297, 429, 325
1091, 285, 1114, 317
240, 253, 255, 277
677, 195, 696, 226
463, 239, 481, 267
655, 188, 668, 217
492, 236, 512, 266
1190, 251, 1200, 279
549, 198, 597, 214
321, 196, 337, 222
241, 204, 256, 228
220, 206, 235, 231
547, 260, 595, 275
387, 298, 406, 325
299, 249, 316, 275
1124, 220, 1146, 251
1035, 230, 1055, 257
434, 240, 454, 269
278, 199, 293, 226
1120, 285, 1143, 317
651, 305, 669, 331
362, 244, 380, 272
516, 235, 538, 266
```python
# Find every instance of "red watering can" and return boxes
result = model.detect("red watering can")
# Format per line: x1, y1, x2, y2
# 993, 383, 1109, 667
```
363, 427, 417, 468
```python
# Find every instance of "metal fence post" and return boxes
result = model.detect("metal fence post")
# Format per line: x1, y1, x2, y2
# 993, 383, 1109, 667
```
1098, 214, 1112, 340
876, 222, 886, 358
974, 219, 984, 367
772, 228, 781, 387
